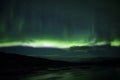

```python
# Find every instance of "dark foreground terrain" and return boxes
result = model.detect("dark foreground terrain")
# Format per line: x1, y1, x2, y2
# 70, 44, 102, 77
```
0, 51, 120, 80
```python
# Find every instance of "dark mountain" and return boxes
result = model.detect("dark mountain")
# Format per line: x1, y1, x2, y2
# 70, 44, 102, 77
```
0, 50, 120, 80
0, 51, 76, 69
0, 51, 78, 80
0, 46, 68, 56
70, 45, 120, 57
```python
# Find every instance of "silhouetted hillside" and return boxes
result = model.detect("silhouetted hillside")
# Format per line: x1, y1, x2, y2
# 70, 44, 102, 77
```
0, 51, 120, 70
0, 52, 77, 69
0, 51, 80, 80
0, 51, 120, 80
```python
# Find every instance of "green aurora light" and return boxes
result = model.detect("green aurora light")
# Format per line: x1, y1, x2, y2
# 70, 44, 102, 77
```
0, 0, 120, 48
0, 38, 120, 48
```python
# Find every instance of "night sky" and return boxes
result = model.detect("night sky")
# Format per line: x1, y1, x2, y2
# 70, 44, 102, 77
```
0, 0, 120, 48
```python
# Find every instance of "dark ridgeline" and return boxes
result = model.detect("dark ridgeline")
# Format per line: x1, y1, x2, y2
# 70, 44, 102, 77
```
0, 51, 77, 71
0, 51, 80, 80
0, 46, 120, 80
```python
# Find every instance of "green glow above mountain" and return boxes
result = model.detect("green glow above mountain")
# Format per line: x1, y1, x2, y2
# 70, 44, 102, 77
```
0, 38, 120, 48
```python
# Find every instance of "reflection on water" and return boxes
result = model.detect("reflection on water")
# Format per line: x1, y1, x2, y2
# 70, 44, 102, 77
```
20, 66, 120, 80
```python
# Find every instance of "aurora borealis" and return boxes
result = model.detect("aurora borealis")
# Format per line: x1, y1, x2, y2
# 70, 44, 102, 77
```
0, 0, 120, 48
1, 1, 120, 80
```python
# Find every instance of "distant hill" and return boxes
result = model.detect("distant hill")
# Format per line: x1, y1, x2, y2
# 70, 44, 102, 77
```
1, 51, 120, 80
0, 52, 75, 69
0, 51, 120, 77
0, 46, 67, 56
0, 51, 79, 80
0, 51, 120, 69
0, 45, 120, 62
